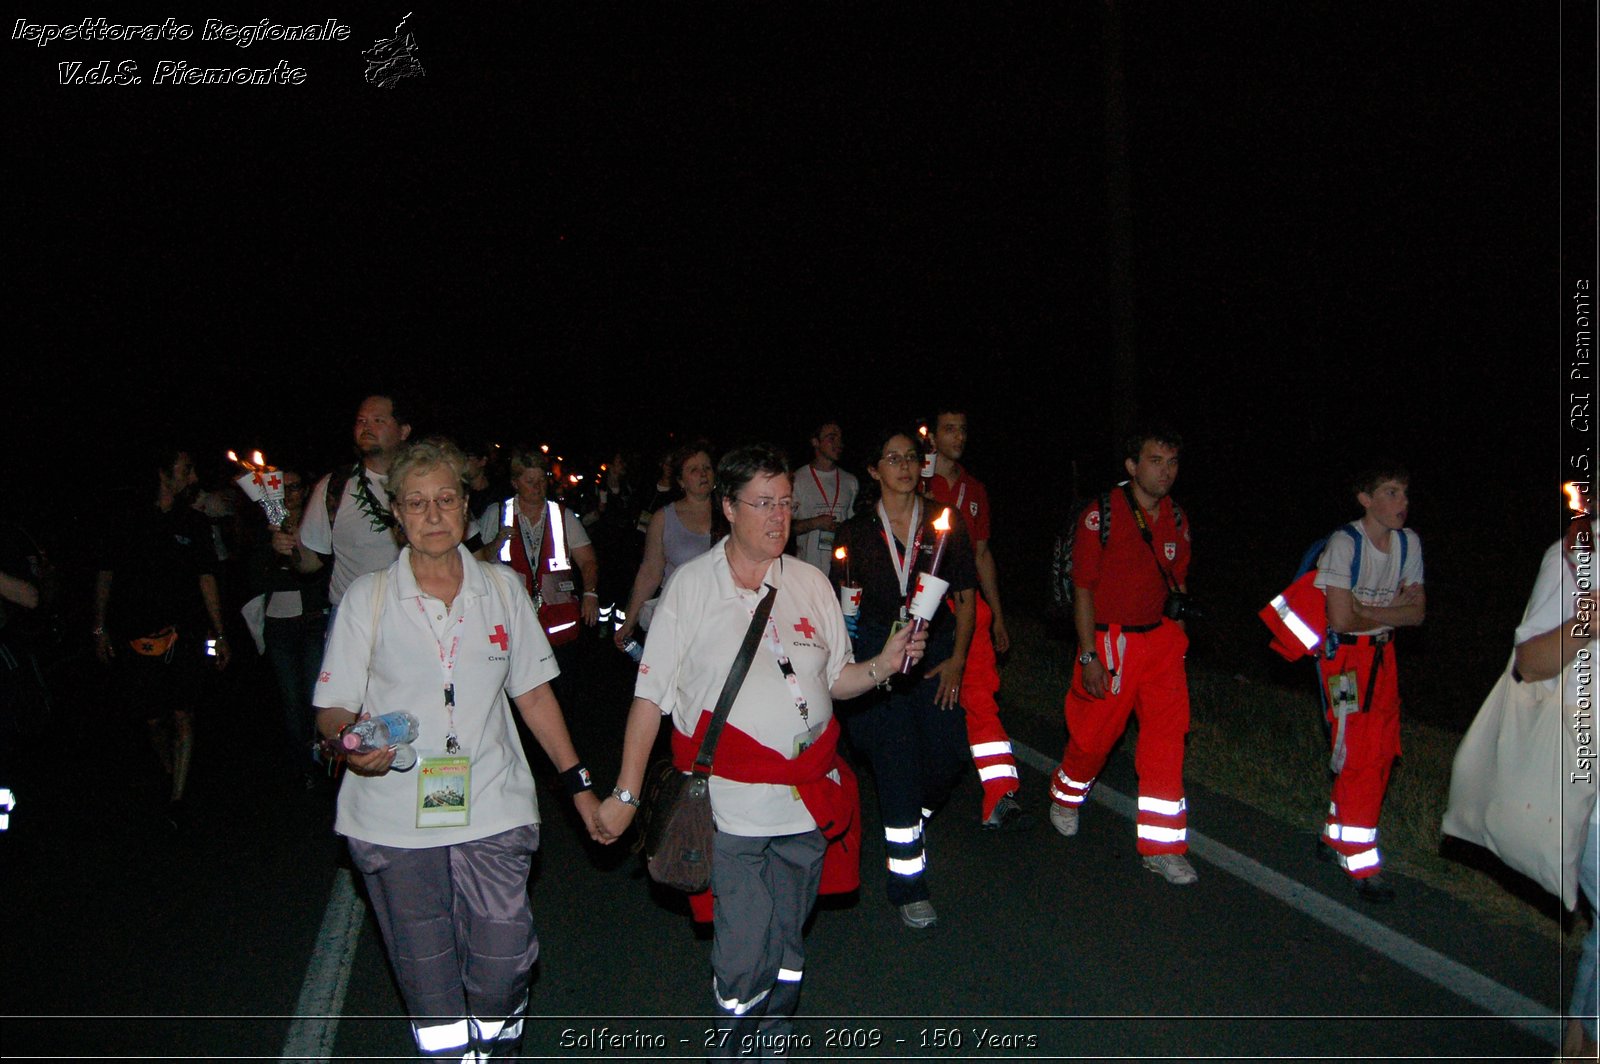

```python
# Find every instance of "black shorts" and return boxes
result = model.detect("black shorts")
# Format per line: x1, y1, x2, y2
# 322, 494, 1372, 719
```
119, 632, 206, 720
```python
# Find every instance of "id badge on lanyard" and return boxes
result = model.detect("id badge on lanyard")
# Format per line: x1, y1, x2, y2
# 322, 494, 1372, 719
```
879, 498, 923, 632
417, 755, 471, 827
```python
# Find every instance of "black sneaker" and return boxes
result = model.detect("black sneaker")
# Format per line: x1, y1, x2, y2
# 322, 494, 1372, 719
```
1354, 873, 1395, 904
981, 793, 1029, 832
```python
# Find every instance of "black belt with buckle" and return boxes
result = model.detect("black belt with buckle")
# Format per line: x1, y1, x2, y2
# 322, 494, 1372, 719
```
1096, 622, 1161, 634
1331, 630, 1391, 646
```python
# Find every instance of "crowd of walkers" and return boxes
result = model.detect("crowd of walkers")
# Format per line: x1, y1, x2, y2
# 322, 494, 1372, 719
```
1, 389, 1592, 1060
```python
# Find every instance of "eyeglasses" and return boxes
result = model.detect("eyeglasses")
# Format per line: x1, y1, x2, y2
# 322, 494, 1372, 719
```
398, 492, 464, 515
733, 496, 796, 515
878, 451, 922, 468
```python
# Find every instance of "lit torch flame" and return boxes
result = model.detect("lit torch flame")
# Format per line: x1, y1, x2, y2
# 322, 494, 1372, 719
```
834, 546, 847, 562
226, 450, 242, 466
1565, 482, 1589, 514
251, 450, 266, 469
933, 508, 951, 533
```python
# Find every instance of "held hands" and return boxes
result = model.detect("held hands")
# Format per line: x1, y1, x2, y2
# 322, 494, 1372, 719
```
574, 790, 606, 843
592, 794, 638, 844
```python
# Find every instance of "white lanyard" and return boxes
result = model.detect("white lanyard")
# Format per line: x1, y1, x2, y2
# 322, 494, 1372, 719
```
518, 501, 571, 572
877, 498, 923, 599
809, 465, 841, 516
747, 578, 810, 726
413, 595, 467, 751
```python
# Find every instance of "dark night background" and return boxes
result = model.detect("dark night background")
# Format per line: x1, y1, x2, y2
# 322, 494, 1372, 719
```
6, 2, 1594, 726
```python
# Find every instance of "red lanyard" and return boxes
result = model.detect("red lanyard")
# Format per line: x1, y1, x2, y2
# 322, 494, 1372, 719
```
809, 465, 841, 515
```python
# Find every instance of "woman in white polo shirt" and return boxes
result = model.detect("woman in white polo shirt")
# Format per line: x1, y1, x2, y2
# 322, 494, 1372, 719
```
594, 443, 925, 1057
313, 439, 605, 1061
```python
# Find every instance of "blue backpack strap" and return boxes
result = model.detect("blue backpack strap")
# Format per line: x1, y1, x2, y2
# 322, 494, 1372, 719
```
1341, 523, 1364, 588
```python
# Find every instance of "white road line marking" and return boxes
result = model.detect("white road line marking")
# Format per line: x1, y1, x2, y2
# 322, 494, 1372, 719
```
280, 867, 364, 1063
1011, 740, 1562, 1047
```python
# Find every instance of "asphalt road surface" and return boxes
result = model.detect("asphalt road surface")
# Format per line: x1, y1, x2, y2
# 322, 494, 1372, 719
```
1, 633, 1571, 1061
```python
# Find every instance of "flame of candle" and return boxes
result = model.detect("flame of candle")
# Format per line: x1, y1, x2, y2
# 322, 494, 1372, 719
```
834, 546, 847, 562
227, 449, 241, 465
933, 508, 952, 532
251, 450, 266, 469
540, 444, 550, 454
1565, 482, 1589, 513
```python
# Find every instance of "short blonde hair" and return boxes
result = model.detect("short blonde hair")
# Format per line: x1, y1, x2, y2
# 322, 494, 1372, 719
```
388, 438, 470, 504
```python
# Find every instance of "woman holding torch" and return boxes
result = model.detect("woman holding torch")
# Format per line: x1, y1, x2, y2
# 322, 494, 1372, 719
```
830, 426, 976, 929
313, 439, 605, 1060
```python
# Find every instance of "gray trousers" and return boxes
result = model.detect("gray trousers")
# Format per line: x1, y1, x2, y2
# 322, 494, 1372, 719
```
348, 824, 540, 1059
708, 829, 826, 1060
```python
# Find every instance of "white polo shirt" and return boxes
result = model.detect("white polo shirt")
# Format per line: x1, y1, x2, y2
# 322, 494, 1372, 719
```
636, 541, 853, 837
300, 466, 402, 606
314, 545, 559, 848
791, 464, 859, 571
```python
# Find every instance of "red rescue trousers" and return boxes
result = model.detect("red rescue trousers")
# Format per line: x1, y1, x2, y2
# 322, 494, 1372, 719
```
1316, 637, 1401, 879
1052, 620, 1191, 855
962, 595, 1019, 819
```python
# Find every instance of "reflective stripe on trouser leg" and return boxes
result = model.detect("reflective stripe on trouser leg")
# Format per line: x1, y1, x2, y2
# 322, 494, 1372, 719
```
884, 819, 928, 905
1135, 793, 1188, 855
962, 595, 1017, 819
1320, 643, 1400, 879
709, 830, 826, 1058
1127, 623, 1191, 855
1051, 767, 1094, 808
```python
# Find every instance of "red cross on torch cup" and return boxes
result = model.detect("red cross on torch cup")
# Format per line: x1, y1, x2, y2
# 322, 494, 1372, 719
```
227, 448, 289, 528
901, 508, 952, 674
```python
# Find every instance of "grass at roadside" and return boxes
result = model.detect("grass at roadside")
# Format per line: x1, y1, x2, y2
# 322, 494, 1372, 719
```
1001, 611, 1583, 949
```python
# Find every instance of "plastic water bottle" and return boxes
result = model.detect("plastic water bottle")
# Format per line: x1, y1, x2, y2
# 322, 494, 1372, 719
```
334, 711, 420, 772
621, 637, 644, 663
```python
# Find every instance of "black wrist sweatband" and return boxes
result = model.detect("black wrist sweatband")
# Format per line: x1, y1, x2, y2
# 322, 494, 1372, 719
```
561, 764, 595, 797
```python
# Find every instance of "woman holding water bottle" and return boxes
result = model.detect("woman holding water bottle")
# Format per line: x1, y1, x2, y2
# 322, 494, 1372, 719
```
828, 426, 977, 930
313, 438, 606, 1061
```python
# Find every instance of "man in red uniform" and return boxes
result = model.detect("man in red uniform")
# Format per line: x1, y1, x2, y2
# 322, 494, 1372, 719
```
926, 406, 1026, 831
1049, 429, 1197, 884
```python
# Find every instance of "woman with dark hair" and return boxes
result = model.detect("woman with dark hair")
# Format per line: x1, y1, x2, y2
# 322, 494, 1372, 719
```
830, 426, 976, 929
595, 442, 924, 1055
614, 440, 715, 649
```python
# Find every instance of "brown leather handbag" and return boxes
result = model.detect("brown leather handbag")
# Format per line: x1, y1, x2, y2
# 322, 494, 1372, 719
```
639, 584, 775, 893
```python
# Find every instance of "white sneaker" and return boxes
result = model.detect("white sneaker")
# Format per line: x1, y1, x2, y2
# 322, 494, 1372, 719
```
899, 900, 938, 929
1049, 802, 1080, 837
1142, 853, 1198, 885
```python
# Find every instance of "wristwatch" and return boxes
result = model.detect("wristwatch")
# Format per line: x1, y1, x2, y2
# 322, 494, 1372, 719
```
610, 786, 640, 808
1076, 651, 1097, 666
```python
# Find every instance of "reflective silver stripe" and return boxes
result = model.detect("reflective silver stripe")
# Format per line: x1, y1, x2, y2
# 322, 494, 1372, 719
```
1326, 823, 1378, 844
1136, 824, 1187, 843
970, 741, 1013, 758
545, 500, 570, 570
714, 980, 771, 1015
887, 854, 927, 875
413, 1019, 470, 1053
1342, 848, 1382, 872
1272, 595, 1321, 651
1050, 784, 1086, 805
883, 823, 923, 844
920, 807, 933, 819
777, 967, 803, 983
1058, 770, 1094, 791
547, 621, 579, 634
978, 764, 1019, 782
471, 1017, 505, 1043
1138, 795, 1187, 817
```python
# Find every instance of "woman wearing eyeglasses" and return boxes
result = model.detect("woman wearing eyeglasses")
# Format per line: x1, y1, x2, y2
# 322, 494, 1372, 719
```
595, 443, 924, 1055
314, 439, 607, 1061
829, 426, 977, 930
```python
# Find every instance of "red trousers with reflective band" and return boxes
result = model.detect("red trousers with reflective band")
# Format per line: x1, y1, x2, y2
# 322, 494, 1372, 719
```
1053, 620, 1191, 855
961, 595, 1018, 819
1317, 638, 1401, 879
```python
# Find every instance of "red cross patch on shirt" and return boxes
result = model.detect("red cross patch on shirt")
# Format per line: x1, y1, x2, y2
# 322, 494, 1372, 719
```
793, 617, 817, 640
489, 625, 510, 651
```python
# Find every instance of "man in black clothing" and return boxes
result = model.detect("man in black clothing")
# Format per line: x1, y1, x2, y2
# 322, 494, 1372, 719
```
93, 446, 230, 818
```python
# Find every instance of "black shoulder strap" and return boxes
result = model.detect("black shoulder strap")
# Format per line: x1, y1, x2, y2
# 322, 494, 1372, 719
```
1097, 491, 1113, 547
693, 582, 778, 775
1119, 482, 1182, 594
325, 463, 358, 522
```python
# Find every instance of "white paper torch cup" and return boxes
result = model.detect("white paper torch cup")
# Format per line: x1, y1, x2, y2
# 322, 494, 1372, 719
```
906, 574, 950, 622
839, 585, 863, 618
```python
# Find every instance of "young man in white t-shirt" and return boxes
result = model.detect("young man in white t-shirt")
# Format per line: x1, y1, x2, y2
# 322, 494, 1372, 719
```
790, 421, 859, 572
1312, 464, 1425, 903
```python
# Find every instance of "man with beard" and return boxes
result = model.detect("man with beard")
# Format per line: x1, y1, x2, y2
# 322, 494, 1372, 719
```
276, 394, 412, 609
93, 443, 231, 823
